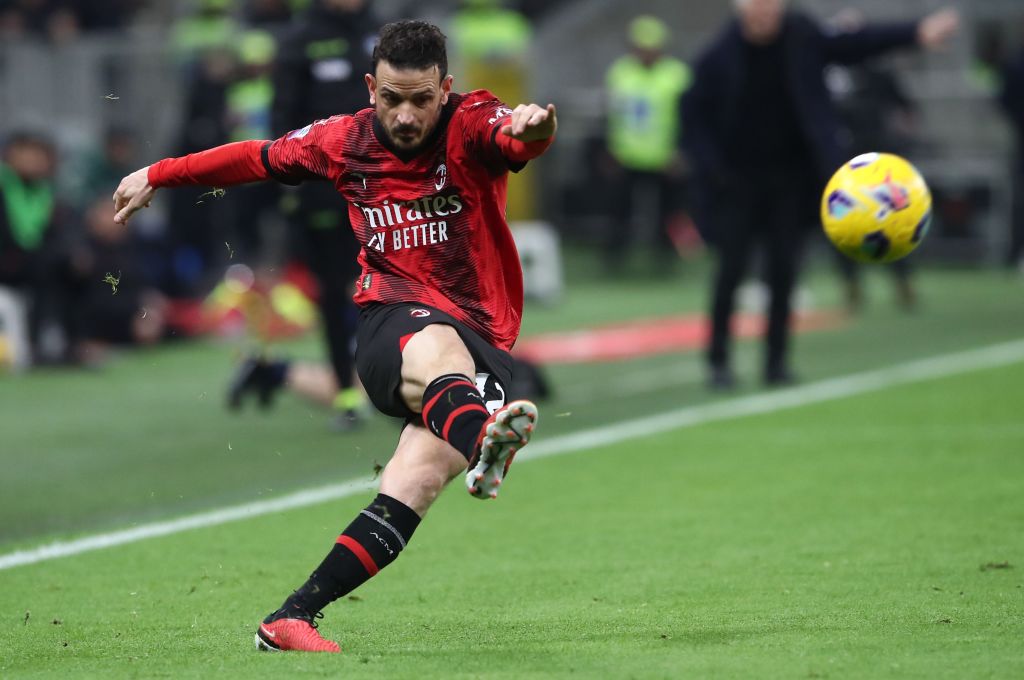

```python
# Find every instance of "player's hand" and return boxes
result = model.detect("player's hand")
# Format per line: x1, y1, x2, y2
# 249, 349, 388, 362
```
917, 8, 959, 51
500, 103, 557, 143
112, 166, 156, 225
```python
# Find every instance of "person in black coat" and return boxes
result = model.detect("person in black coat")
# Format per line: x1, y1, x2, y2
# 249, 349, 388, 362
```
998, 45, 1024, 270
682, 0, 957, 387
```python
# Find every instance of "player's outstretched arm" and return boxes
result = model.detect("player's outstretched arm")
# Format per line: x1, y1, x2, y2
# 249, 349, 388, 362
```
500, 103, 558, 143
113, 166, 155, 225
113, 140, 277, 225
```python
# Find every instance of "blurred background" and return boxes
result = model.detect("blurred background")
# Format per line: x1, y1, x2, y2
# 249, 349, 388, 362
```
2, 0, 1024, 543
4, 8, 1024, 674
0, 0, 1022, 367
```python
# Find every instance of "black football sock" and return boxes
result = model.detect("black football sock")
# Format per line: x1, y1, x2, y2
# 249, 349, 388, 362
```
271, 494, 421, 619
420, 373, 490, 461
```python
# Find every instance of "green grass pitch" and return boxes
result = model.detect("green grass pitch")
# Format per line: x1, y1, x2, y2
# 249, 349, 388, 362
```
1, 265, 1022, 677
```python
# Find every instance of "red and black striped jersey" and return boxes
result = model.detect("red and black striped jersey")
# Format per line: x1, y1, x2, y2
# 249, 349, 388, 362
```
263, 90, 550, 351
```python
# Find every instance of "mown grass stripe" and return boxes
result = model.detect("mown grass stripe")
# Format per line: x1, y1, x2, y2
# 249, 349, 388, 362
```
2, 337, 1022, 572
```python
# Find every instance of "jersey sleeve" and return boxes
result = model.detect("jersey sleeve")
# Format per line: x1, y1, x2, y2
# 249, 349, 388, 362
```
262, 115, 348, 185
147, 141, 269, 188
460, 93, 552, 173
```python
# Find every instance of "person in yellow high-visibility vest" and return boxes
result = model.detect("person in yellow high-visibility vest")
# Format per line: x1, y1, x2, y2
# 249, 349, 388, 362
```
450, 0, 535, 221
222, 30, 281, 264
604, 15, 691, 273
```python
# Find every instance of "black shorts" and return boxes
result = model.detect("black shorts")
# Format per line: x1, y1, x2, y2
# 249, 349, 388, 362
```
355, 303, 513, 420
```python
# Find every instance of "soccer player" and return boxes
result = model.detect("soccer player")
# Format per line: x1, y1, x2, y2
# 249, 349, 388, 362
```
112, 20, 556, 653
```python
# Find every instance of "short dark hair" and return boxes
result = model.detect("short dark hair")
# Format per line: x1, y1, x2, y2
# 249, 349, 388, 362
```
372, 20, 448, 80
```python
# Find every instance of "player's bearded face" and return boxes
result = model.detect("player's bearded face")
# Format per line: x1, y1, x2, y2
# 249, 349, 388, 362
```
367, 63, 452, 151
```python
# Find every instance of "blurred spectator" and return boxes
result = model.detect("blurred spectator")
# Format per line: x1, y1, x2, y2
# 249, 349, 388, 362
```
177, 46, 235, 157
971, 24, 1006, 93
0, 131, 72, 364
265, 0, 380, 428
273, 0, 377, 132
683, 0, 958, 388
64, 198, 167, 364
0, 0, 138, 41
222, 29, 281, 264
449, 0, 535, 220
245, 0, 293, 28
827, 9, 920, 310
69, 0, 142, 32
228, 31, 277, 143
165, 43, 236, 294
517, 0, 571, 22
170, 0, 241, 67
997, 38, 1024, 270
602, 15, 691, 274
0, 0, 76, 42
450, 0, 531, 86
66, 125, 139, 211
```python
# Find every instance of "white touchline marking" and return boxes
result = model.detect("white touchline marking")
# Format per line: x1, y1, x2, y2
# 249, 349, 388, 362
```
2, 338, 1023, 572
520, 337, 1024, 463
0, 479, 373, 571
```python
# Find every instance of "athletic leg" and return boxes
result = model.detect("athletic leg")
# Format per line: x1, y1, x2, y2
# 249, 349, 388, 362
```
256, 315, 537, 652
285, 361, 340, 406
399, 323, 537, 499
707, 188, 756, 386
256, 425, 459, 653
605, 166, 637, 272
653, 169, 679, 273
379, 422, 470, 515
763, 179, 807, 384
891, 257, 917, 311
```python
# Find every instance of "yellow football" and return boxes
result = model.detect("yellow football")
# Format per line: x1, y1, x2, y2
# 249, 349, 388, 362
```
821, 152, 932, 263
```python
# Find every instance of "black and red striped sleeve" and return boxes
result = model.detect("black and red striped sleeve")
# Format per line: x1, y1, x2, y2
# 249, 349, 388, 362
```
460, 91, 553, 173
262, 115, 349, 185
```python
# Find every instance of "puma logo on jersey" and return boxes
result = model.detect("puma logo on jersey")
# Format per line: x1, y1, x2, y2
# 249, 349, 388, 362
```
487, 106, 514, 125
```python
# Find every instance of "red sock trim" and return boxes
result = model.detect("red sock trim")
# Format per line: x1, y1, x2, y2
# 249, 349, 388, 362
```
421, 379, 476, 425
336, 535, 379, 576
442, 403, 489, 440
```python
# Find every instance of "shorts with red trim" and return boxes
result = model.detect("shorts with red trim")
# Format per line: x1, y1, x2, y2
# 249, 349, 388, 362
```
355, 302, 513, 420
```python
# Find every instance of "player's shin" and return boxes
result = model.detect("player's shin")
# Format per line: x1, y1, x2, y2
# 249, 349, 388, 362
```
270, 493, 421, 619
